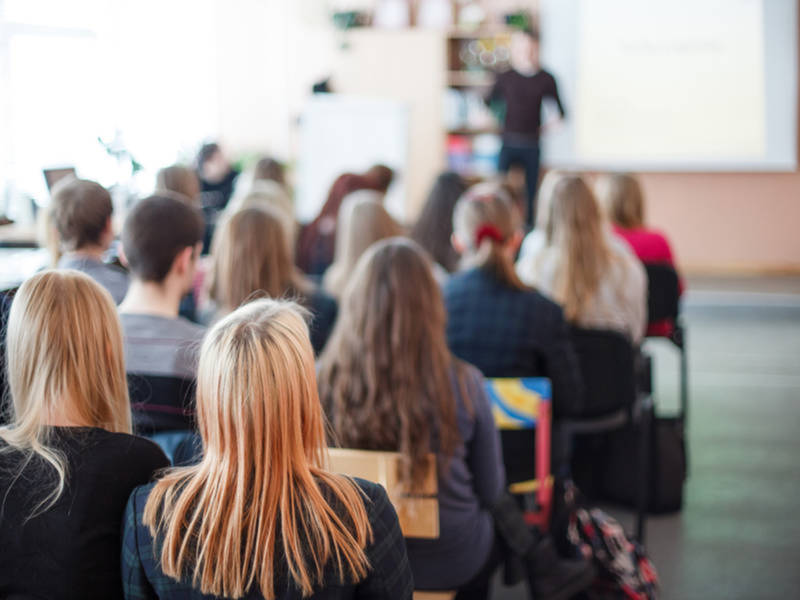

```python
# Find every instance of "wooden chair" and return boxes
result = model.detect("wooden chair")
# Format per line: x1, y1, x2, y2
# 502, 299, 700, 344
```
326, 448, 439, 539
485, 377, 553, 530
326, 449, 454, 600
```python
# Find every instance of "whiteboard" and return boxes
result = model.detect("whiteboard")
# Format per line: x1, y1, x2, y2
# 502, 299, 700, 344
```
296, 95, 409, 223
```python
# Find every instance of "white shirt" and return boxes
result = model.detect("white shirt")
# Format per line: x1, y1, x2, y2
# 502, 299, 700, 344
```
516, 232, 647, 344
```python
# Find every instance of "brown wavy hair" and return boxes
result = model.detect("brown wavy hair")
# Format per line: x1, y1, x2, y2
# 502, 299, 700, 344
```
318, 238, 465, 491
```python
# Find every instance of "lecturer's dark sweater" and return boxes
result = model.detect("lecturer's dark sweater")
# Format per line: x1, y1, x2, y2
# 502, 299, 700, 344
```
0, 427, 169, 599
487, 69, 565, 142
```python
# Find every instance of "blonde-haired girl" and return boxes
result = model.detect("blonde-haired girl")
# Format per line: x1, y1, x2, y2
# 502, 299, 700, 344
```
121, 298, 412, 600
0, 269, 168, 598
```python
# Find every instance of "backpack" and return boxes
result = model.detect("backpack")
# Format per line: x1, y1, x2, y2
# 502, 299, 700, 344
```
554, 480, 659, 600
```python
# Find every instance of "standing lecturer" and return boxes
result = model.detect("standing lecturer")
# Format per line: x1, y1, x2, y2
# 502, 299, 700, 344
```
488, 28, 565, 227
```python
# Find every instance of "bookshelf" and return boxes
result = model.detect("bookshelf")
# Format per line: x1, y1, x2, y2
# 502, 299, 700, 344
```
444, 28, 512, 177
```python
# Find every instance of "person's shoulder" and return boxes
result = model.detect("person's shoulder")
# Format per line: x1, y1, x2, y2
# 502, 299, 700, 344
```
172, 315, 207, 339
92, 430, 170, 469
538, 68, 558, 81
308, 286, 337, 312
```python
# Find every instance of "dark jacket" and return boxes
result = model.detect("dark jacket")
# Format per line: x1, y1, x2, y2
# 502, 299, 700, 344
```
121, 478, 413, 600
443, 268, 584, 418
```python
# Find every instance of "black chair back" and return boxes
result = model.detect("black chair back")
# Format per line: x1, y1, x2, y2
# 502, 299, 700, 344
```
0, 288, 18, 425
568, 326, 636, 418
645, 263, 680, 324
127, 373, 196, 434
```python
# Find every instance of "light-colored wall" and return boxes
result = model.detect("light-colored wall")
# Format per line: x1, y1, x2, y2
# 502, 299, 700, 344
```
640, 172, 800, 274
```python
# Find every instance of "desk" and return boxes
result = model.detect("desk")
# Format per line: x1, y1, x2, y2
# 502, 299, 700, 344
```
0, 248, 49, 291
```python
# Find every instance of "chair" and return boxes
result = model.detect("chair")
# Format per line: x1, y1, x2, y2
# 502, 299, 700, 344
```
561, 326, 652, 542
127, 373, 196, 462
326, 448, 439, 539
484, 377, 553, 531
644, 263, 689, 426
0, 287, 17, 425
326, 448, 453, 600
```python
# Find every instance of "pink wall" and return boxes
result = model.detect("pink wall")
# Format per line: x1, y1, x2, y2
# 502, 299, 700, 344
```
640, 172, 800, 274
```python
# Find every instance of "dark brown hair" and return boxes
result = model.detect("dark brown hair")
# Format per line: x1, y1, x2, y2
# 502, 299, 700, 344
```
318, 238, 465, 490
122, 195, 204, 283
253, 157, 286, 187
51, 178, 113, 251
410, 172, 467, 272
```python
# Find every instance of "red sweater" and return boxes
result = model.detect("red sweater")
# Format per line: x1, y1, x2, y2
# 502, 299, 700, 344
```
613, 225, 684, 337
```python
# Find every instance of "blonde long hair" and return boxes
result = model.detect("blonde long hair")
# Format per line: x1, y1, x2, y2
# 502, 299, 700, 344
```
0, 270, 131, 514
322, 192, 403, 298
209, 206, 311, 315
595, 173, 645, 229
143, 299, 371, 599
453, 182, 526, 290
545, 175, 612, 321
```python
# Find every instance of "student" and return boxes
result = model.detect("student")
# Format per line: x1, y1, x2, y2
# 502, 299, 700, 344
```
516, 175, 648, 345
596, 173, 682, 272
410, 171, 468, 276
155, 164, 202, 206
443, 183, 584, 419
318, 238, 593, 600
295, 171, 388, 277
0, 270, 168, 599
253, 155, 288, 188
322, 192, 403, 299
209, 206, 337, 355
223, 180, 296, 245
121, 299, 413, 600
51, 177, 129, 303
196, 142, 239, 212
118, 195, 206, 426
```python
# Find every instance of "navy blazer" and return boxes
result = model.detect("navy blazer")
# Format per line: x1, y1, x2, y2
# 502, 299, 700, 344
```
122, 478, 413, 600
443, 268, 584, 418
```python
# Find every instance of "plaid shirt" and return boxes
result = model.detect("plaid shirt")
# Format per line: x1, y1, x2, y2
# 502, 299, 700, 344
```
121, 478, 413, 600
443, 268, 584, 418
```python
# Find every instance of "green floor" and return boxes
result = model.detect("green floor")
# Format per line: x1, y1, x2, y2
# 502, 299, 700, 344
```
496, 278, 800, 600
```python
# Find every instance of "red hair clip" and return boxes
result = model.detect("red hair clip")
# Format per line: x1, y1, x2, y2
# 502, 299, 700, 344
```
475, 224, 504, 246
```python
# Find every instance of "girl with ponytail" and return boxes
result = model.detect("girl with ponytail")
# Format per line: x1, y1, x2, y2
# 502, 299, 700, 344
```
443, 182, 584, 420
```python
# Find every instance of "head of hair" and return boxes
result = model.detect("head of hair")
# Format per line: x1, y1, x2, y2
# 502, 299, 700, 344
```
294, 173, 384, 272
50, 178, 113, 251
0, 270, 131, 514
226, 180, 295, 243
323, 192, 403, 298
210, 206, 306, 314
363, 164, 394, 193
452, 182, 526, 290
156, 165, 201, 204
318, 238, 462, 491
143, 299, 371, 598
596, 173, 645, 229
122, 195, 204, 283
196, 142, 220, 169
545, 175, 611, 321
253, 157, 286, 187
410, 171, 467, 272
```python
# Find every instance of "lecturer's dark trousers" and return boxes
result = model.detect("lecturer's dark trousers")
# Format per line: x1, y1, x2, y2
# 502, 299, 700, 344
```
498, 142, 540, 228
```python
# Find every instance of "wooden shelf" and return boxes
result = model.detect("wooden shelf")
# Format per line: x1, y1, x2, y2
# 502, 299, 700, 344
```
447, 128, 501, 136
447, 70, 495, 87
447, 28, 514, 40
